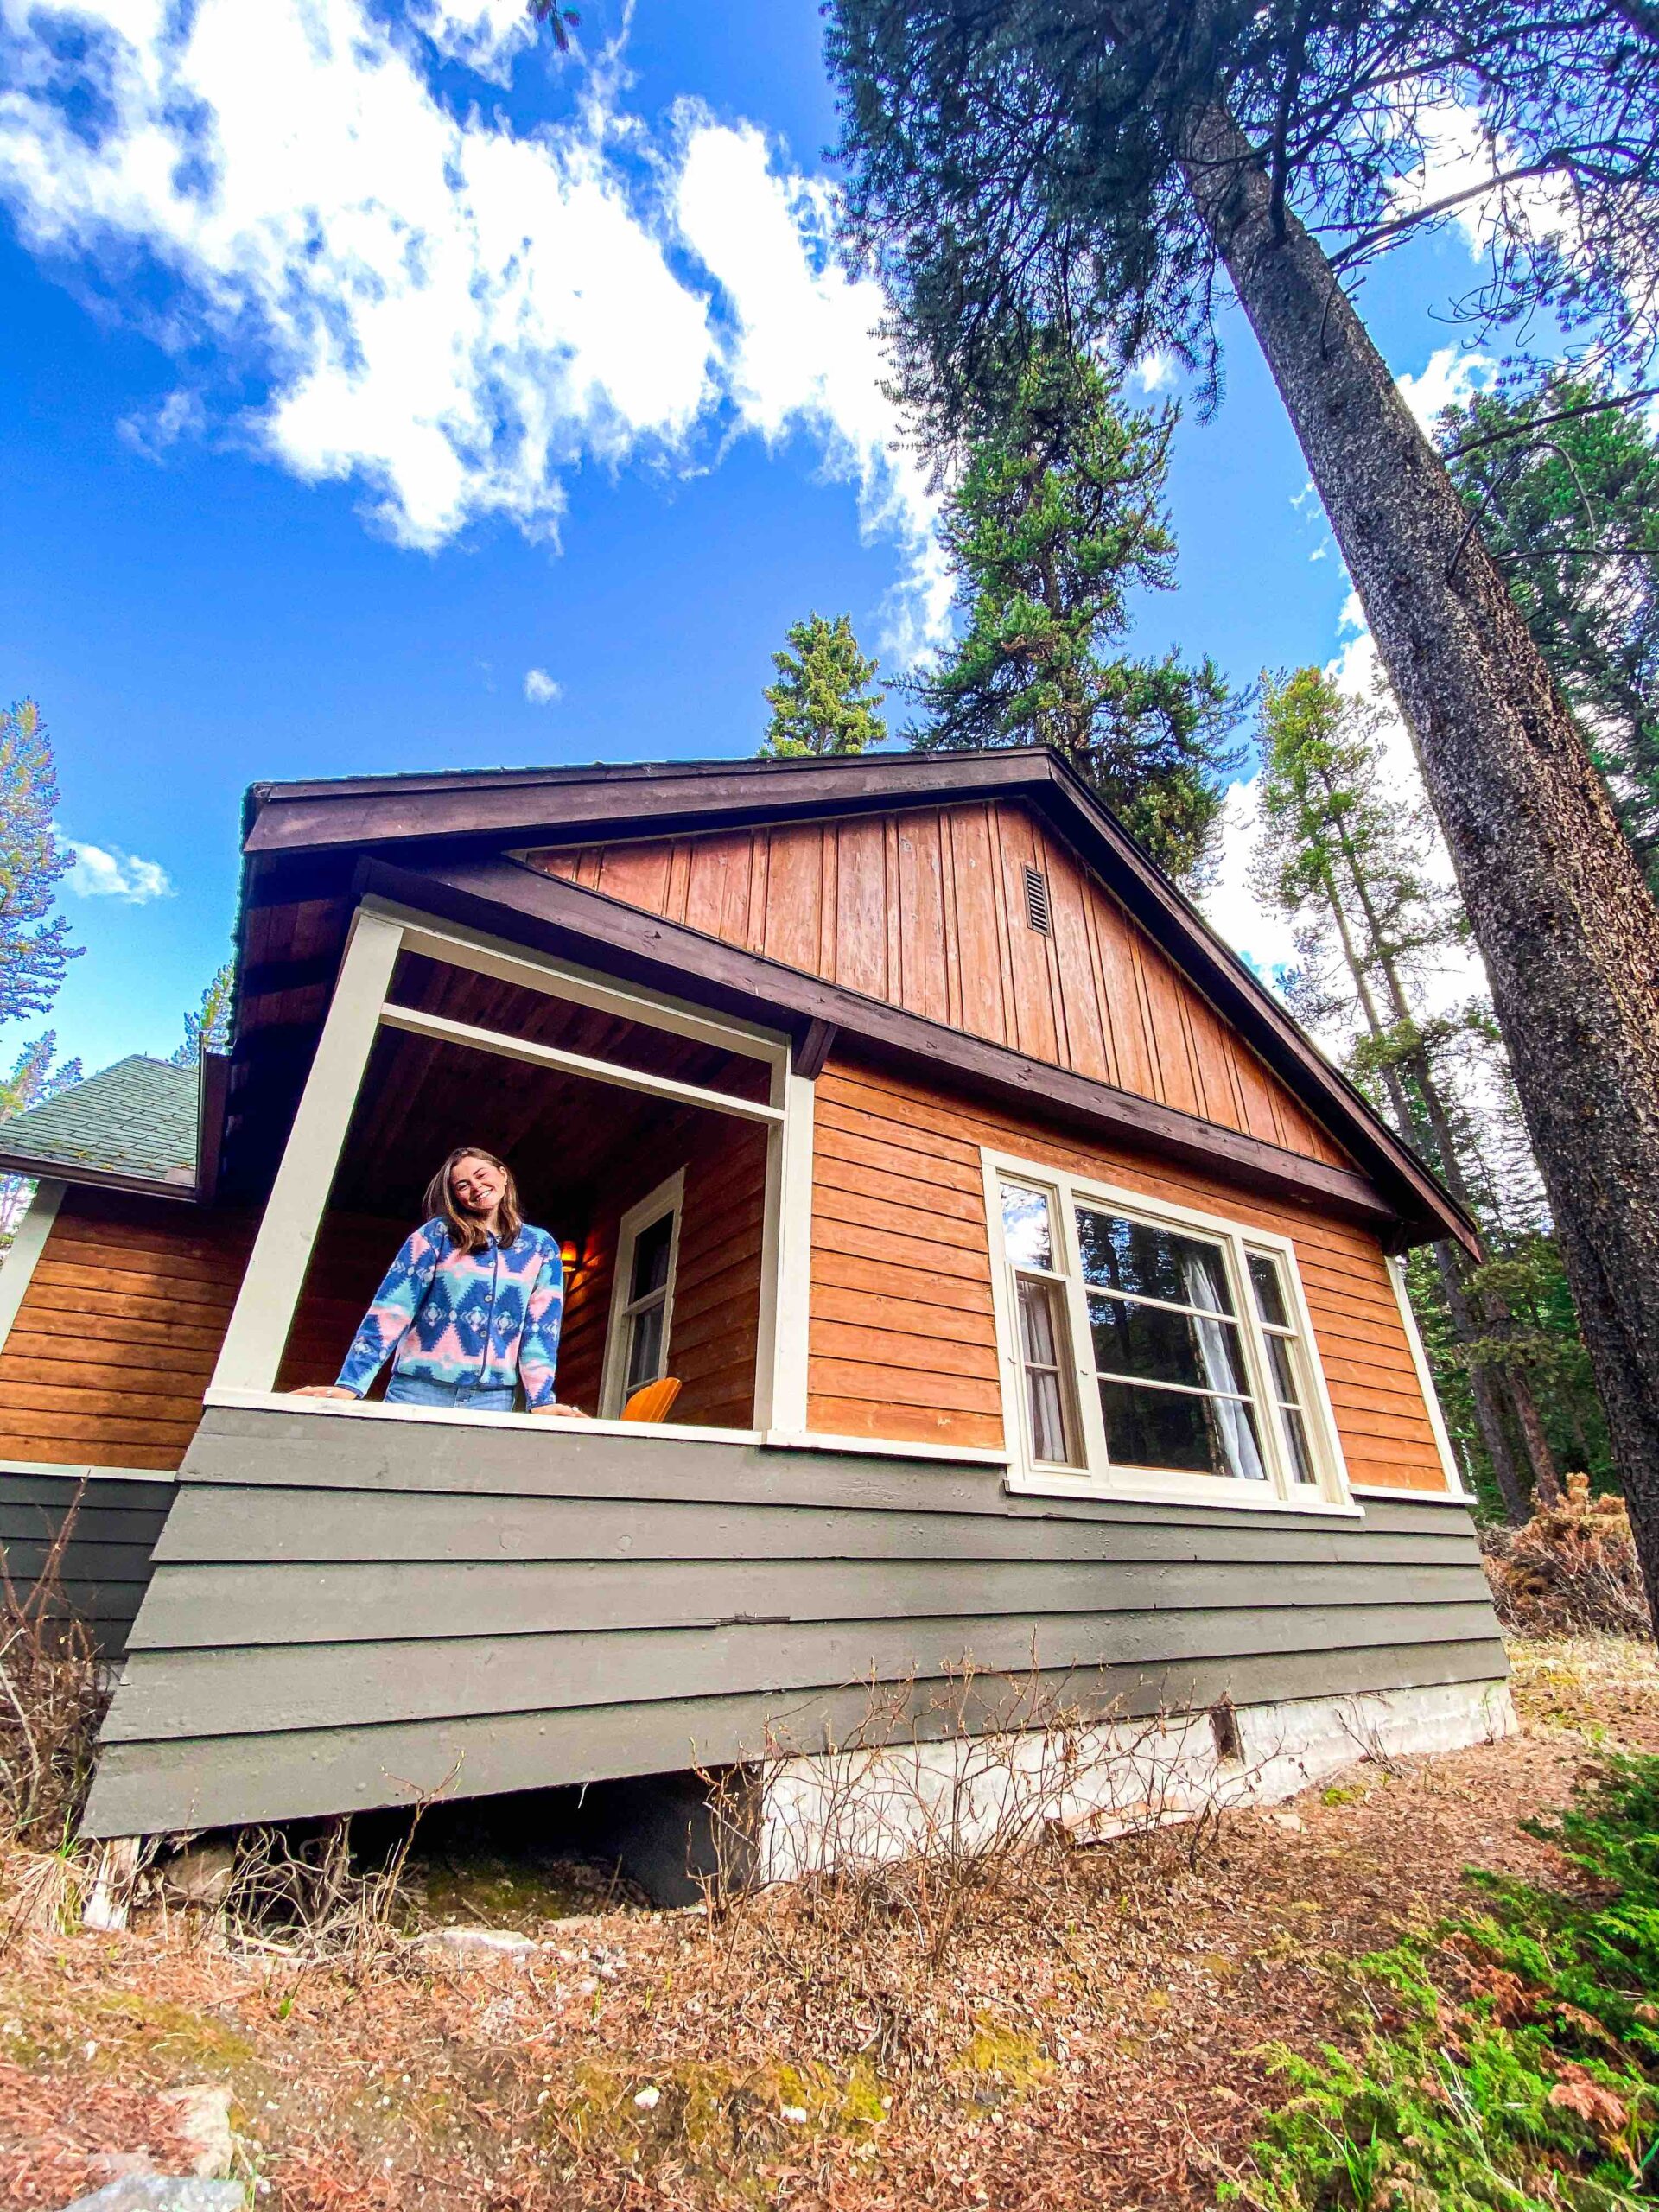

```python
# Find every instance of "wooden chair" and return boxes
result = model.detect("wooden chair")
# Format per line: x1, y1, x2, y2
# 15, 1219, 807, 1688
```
620, 1376, 682, 1424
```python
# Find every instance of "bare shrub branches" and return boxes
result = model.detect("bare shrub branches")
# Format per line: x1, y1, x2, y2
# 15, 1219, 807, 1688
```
0, 1484, 107, 1850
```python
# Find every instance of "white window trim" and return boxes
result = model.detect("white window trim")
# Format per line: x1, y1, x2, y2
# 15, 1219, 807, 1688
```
599, 1167, 685, 1419
982, 1148, 1357, 1516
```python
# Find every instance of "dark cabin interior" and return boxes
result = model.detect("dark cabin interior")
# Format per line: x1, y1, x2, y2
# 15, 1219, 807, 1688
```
273, 952, 771, 1427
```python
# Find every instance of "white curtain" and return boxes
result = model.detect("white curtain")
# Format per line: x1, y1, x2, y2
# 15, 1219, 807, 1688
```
1182, 1255, 1268, 1482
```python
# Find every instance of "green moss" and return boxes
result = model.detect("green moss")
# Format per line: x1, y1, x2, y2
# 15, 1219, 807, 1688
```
88, 1992, 257, 2073
949, 2016, 1053, 2100
544, 2051, 892, 2196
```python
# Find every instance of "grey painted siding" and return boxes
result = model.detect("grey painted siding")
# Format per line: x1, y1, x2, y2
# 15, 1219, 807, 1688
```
0, 1468, 176, 1658
83, 1406, 1506, 1838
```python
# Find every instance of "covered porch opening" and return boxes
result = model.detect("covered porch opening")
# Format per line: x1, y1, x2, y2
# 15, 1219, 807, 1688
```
210, 903, 799, 1432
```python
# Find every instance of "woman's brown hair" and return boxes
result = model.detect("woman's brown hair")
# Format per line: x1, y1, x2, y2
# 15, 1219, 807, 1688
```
423, 1147, 524, 1255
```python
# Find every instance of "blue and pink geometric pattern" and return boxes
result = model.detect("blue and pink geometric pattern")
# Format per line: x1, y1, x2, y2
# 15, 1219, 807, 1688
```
335, 1218, 565, 1408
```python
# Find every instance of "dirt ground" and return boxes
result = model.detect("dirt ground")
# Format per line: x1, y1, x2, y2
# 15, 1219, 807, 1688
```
3, 1636, 1654, 2212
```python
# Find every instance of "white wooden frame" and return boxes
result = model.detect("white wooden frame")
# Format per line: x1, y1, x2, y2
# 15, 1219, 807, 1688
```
982, 1147, 1357, 1516
0, 1179, 64, 1355
598, 1167, 685, 1418
1387, 1254, 1469, 1497
210, 899, 809, 1435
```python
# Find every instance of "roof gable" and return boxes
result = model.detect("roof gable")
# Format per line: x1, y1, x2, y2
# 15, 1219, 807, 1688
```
237, 748, 1477, 1252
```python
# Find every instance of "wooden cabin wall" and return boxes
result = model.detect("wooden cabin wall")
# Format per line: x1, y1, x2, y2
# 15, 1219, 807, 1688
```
808, 1050, 1451, 1494
0, 1190, 251, 1471
547, 1108, 766, 1427
528, 800, 1349, 1169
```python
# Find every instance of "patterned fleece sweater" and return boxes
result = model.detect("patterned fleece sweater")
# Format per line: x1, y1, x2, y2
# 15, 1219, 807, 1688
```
336, 1218, 564, 1406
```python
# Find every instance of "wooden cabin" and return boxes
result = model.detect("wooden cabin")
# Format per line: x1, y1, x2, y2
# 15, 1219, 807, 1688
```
0, 748, 1507, 1855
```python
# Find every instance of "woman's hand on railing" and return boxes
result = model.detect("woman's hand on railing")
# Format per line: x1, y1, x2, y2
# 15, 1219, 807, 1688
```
531, 1402, 591, 1419
291, 1385, 357, 1400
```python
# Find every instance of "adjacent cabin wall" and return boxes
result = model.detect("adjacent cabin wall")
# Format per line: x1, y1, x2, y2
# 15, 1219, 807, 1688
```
809, 1050, 1452, 1494
0, 1469, 176, 1657
0, 1190, 251, 1471
556, 1109, 767, 1427
526, 800, 1350, 1169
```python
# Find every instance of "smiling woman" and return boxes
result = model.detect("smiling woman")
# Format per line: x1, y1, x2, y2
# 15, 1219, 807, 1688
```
292, 1143, 588, 1418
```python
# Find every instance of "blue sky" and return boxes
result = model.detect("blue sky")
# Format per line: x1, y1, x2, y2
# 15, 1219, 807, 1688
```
0, 0, 1508, 1077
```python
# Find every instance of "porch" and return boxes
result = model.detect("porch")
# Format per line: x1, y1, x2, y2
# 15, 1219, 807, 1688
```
81, 1398, 1504, 1840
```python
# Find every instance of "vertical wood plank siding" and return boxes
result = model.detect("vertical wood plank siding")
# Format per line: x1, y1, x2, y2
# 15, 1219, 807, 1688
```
808, 1052, 1452, 1491
83, 1407, 1504, 1838
0, 1469, 176, 1656
0, 1192, 252, 1470
527, 801, 1349, 1168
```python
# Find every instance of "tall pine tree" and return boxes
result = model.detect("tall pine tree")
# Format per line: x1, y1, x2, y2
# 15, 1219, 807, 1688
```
0, 701, 79, 1028
1253, 667, 1592, 1517
171, 961, 235, 1068
760, 615, 887, 758
909, 343, 1236, 884
1440, 371, 1659, 898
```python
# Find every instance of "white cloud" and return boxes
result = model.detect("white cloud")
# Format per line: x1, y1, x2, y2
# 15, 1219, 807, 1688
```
0, 4, 953, 653
1395, 345, 1498, 435
1388, 98, 1580, 278
61, 834, 173, 902
1130, 350, 1179, 395
523, 666, 561, 704
671, 115, 952, 661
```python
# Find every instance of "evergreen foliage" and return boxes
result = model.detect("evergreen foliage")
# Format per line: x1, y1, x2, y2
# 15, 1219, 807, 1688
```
1234, 1756, 1659, 2209
908, 342, 1237, 883
1440, 372, 1659, 897
760, 614, 887, 758
171, 960, 235, 1068
1251, 668, 1605, 1512
0, 1031, 85, 1246
0, 701, 79, 1031
829, 3, 1659, 433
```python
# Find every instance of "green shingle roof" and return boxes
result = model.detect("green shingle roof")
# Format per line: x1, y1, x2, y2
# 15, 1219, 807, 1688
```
0, 1056, 199, 1187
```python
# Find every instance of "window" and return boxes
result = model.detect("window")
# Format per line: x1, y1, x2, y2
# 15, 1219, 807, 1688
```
987, 1157, 1348, 1507
601, 1170, 683, 1417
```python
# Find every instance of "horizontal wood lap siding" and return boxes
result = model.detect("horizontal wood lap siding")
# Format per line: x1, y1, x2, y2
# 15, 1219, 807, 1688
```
528, 801, 1350, 1169
0, 1192, 251, 1470
810, 1055, 1452, 1491
0, 1468, 175, 1656
83, 1407, 1505, 1837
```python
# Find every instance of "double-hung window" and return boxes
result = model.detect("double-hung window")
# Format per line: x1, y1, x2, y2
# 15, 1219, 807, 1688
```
988, 1155, 1349, 1508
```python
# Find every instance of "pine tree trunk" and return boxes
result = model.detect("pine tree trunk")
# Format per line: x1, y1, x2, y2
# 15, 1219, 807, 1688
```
1181, 109, 1659, 1626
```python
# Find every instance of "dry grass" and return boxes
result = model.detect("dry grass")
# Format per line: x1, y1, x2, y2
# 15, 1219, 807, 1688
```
1481, 1470, 1650, 1637
1, 1634, 1656, 2209
0, 1484, 107, 1853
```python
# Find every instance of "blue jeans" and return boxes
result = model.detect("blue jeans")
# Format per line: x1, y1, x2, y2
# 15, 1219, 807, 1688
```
385, 1374, 516, 1413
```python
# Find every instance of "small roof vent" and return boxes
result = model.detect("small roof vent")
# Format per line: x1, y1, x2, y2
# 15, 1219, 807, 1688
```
1023, 864, 1052, 936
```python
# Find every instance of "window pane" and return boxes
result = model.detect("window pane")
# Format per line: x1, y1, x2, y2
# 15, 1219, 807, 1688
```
630, 1213, 674, 1303
1264, 1332, 1302, 1407
1279, 1404, 1319, 1484
1017, 1274, 1062, 1367
1099, 1379, 1268, 1481
1076, 1210, 1234, 1314
1016, 1277, 1072, 1463
1087, 1292, 1251, 1395
1001, 1184, 1055, 1272
1248, 1252, 1291, 1331
1027, 1366, 1068, 1464
626, 1297, 666, 1392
